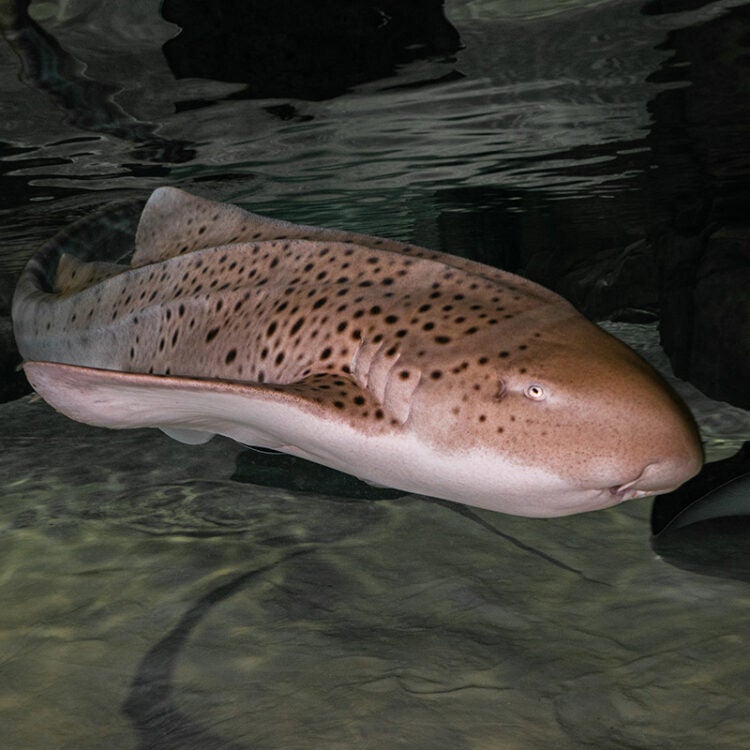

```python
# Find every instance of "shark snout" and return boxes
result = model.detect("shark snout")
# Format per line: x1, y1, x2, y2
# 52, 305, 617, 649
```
608, 442, 703, 502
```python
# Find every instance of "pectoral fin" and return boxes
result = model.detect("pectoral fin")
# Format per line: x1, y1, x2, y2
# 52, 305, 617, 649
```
22, 362, 397, 450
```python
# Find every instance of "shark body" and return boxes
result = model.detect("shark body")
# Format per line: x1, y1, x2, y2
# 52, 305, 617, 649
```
12, 188, 702, 516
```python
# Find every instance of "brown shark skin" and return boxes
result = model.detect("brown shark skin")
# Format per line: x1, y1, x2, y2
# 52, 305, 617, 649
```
12, 188, 703, 516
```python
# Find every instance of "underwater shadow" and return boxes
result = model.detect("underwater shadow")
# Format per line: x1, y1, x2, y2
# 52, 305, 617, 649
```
651, 442, 750, 582
122, 549, 313, 750
160, 0, 461, 104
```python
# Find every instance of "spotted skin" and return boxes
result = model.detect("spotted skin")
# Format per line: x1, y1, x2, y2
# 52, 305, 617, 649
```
12, 188, 703, 516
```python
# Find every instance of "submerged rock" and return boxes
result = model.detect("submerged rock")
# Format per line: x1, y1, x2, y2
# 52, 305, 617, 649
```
0, 270, 27, 403
647, 3, 750, 410
651, 442, 750, 582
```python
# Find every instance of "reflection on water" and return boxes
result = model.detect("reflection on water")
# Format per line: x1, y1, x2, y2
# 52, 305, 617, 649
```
2, 0, 750, 748
0, 0, 717, 265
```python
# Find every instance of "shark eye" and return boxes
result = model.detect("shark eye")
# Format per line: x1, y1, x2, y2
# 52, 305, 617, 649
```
524, 384, 546, 401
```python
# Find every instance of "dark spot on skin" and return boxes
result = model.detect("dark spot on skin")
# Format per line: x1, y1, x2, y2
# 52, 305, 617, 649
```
276, 352, 285, 365
430, 370, 442, 379
385, 315, 398, 324
267, 321, 277, 336
370, 305, 382, 315
354, 395, 365, 405
435, 336, 451, 344
334, 401, 345, 409
206, 327, 220, 342
422, 322, 435, 331
321, 347, 332, 360
478, 357, 488, 365
400, 371, 410, 379
519, 344, 528, 350
499, 351, 509, 358
313, 297, 328, 309
375, 409, 384, 419
225, 349, 237, 364
396, 329, 407, 338
291, 318, 304, 335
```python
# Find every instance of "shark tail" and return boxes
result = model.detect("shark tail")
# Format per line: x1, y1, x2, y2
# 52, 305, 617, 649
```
11, 196, 145, 359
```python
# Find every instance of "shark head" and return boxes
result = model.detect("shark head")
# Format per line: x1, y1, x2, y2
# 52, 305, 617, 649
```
400, 311, 703, 515
13, 187, 703, 517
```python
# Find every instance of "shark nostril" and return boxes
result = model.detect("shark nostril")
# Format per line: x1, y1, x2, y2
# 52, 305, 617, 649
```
608, 460, 693, 501
608, 463, 655, 498
609, 483, 636, 499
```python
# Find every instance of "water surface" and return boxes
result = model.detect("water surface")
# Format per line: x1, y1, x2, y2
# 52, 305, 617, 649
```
2, 1, 750, 748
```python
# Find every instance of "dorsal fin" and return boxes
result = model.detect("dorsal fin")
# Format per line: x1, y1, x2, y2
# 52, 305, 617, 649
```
132, 187, 305, 268
54, 253, 127, 296
132, 187, 566, 306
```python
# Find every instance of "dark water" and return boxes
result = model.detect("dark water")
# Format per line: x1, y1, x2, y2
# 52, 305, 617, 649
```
2, 1, 750, 748
1, 0, 738, 273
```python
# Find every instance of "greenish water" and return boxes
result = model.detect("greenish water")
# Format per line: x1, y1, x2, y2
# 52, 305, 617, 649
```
2, 1, 750, 748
